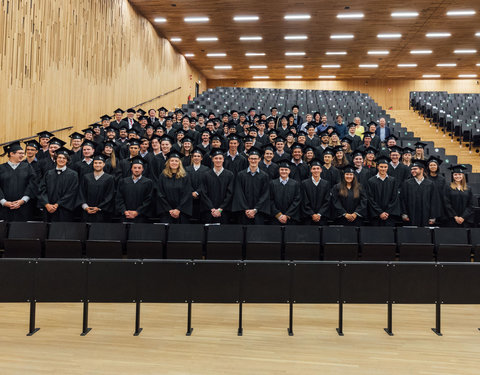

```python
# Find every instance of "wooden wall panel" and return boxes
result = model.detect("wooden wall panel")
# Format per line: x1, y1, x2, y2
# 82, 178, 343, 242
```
207, 79, 480, 111
0, 0, 206, 144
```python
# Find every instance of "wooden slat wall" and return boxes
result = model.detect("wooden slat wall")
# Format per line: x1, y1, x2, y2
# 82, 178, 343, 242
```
0, 0, 206, 144
207, 79, 480, 111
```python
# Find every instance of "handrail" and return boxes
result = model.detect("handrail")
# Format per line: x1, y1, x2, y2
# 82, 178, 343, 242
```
132, 86, 182, 109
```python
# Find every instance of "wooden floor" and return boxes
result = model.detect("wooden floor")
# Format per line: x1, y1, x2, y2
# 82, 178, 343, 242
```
0, 303, 480, 374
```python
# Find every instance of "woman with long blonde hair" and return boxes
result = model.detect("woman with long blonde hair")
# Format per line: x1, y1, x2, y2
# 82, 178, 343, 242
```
444, 165, 474, 227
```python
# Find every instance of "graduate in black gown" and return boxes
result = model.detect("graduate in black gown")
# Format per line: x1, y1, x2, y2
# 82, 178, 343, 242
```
22, 139, 41, 177
224, 135, 248, 176
443, 165, 475, 227
259, 144, 280, 180
185, 148, 209, 222
426, 156, 448, 225
77, 155, 115, 222
0, 142, 37, 221
289, 143, 310, 182
400, 160, 438, 227
270, 159, 302, 225
387, 146, 410, 191
39, 137, 65, 177
232, 147, 271, 224
330, 165, 368, 226
366, 156, 400, 226
38, 148, 79, 222
115, 156, 153, 223
201, 149, 234, 224
71, 140, 96, 181
36, 131, 54, 161
320, 147, 341, 186
301, 159, 331, 225
156, 151, 193, 223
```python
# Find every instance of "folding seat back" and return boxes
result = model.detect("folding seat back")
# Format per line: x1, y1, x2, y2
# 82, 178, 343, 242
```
322, 226, 358, 261
359, 227, 396, 261
127, 223, 166, 259
471, 228, 480, 261
0, 220, 7, 249
245, 225, 282, 260
434, 228, 472, 262
86, 223, 126, 259
45, 222, 87, 258
4, 222, 48, 258
166, 224, 204, 259
284, 226, 321, 260
397, 227, 434, 261
205, 225, 244, 260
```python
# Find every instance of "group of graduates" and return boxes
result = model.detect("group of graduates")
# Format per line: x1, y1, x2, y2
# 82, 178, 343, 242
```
0, 105, 475, 227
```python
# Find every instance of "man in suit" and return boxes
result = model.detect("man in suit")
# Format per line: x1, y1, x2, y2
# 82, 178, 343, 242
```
121, 108, 140, 131
375, 117, 391, 143
291, 105, 303, 129
147, 108, 159, 126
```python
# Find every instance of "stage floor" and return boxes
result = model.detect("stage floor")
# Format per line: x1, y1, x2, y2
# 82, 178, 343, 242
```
0, 303, 479, 374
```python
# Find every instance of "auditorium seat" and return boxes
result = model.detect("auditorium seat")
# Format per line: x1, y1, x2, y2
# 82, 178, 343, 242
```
3, 222, 48, 258
470, 228, 480, 261
397, 227, 434, 261
245, 225, 282, 260
45, 222, 87, 258
0, 220, 7, 250
284, 225, 321, 260
434, 228, 472, 262
359, 227, 396, 261
322, 226, 358, 261
85, 223, 126, 259
127, 223, 166, 259
205, 225, 243, 260
166, 224, 204, 260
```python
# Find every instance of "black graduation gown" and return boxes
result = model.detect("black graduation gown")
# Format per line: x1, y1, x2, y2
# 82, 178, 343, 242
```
388, 163, 411, 191
270, 179, 301, 223
115, 176, 153, 222
156, 173, 193, 219
22, 159, 41, 177
201, 168, 235, 223
232, 169, 271, 219
321, 165, 341, 186
330, 183, 368, 226
400, 178, 438, 226
38, 168, 79, 222
301, 177, 331, 223
272, 151, 291, 164
185, 165, 209, 221
116, 157, 151, 182
290, 161, 310, 182
345, 134, 362, 150
444, 185, 475, 225
37, 148, 50, 160
72, 160, 94, 181
259, 161, 280, 180
0, 162, 37, 221
305, 136, 321, 148
366, 175, 400, 225
224, 153, 248, 176
77, 172, 116, 221
39, 157, 56, 177
427, 174, 448, 222
354, 168, 372, 187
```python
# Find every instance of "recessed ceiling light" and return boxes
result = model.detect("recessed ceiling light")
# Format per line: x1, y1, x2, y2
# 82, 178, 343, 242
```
184, 54, 195, 57
391, 12, 419, 18
454, 49, 477, 54
196, 37, 218, 42
426, 32, 451, 38
170, 37, 182, 42
285, 35, 308, 40
285, 75, 302, 78
410, 50, 432, 54
284, 14, 311, 20
207, 53, 227, 57
285, 52, 306, 56
476, 32, 480, 37
326, 51, 347, 55
154, 17, 167, 23
184, 17, 209, 22
459, 74, 477, 78
337, 13, 364, 19
359, 64, 379, 68
378, 33, 402, 38
368, 50, 389, 55
446, 10, 476, 16
249, 65, 267, 69
322, 64, 341, 68
239, 36, 262, 41
437, 63, 457, 67
423, 74, 440, 78
233, 15, 259, 21
318, 75, 336, 78
285, 65, 304, 68
253, 76, 269, 79
331, 34, 354, 39
398, 63, 417, 67
245, 52, 266, 56
214, 65, 232, 69
477, 63, 480, 66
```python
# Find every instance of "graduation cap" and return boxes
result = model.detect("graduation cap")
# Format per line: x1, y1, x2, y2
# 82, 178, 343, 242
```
411, 159, 427, 169
248, 107, 256, 112
158, 107, 168, 113
310, 158, 323, 167
24, 139, 40, 150
330, 130, 340, 138
128, 139, 141, 147
126, 108, 136, 114
402, 146, 415, 154
414, 141, 427, 149
248, 125, 259, 133
364, 146, 378, 155
304, 145, 316, 154
286, 114, 294, 119
389, 146, 403, 154
69, 132, 84, 140
333, 145, 344, 153
277, 159, 292, 169
221, 112, 230, 118
227, 122, 237, 129
165, 116, 174, 121
93, 155, 107, 162
103, 140, 116, 149
37, 130, 54, 139
305, 123, 316, 130
266, 117, 276, 123
340, 164, 356, 174
427, 156, 443, 166
227, 134, 241, 143
82, 140, 97, 149
105, 126, 117, 133
145, 123, 155, 130
239, 111, 247, 117
244, 136, 254, 143
268, 129, 279, 136
291, 105, 299, 110
191, 147, 206, 156
166, 151, 184, 160
2, 141, 22, 155
341, 137, 352, 144
319, 130, 330, 138
130, 155, 147, 166
113, 108, 124, 114
362, 131, 373, 139
386, 134, 398, 141
127, 128, 139, 135
181, 136, 194, 144
448, 164, 468, 173
211, 134, 223, 142
262, 143, 275, 153
100, 114, 112, 121
347, 122, 357, 128
274, 136, 286, 144
247, 146, 263, 157
322, 147, 335, 156
200, 128, 212, 136
118, 124, 129, 131
270, 107, 278, 111
230, 109, 238, 115
375, 156, 391, 165
209, 148, 225, 158
55, 147, 73, 157
258, 120, 266, 125
136, 108, 146, 115
138, 115, 148, 122
352, 150, 365, 159
160, 134, 174, 144
208, 112, 215, 118
297, 131, 307, 138
325, 126, 335, 133
368, 121, 378, 127
82, 128, 94, 134
174, 108, 184, 114
290, 142, 304, 152
90, 123, 101, 129
48, 137, 66, 147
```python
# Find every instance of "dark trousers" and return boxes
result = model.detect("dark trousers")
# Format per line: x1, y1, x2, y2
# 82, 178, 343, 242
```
238, 212, 266, 225
202, 211, 230, 224
159, 213, 190, 224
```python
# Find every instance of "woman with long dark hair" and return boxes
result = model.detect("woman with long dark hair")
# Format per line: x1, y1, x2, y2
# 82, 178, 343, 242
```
185, 148, 209, 223
444, 165, 475, 227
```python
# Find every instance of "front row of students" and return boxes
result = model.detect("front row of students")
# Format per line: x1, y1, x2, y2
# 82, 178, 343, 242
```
0, 141, 475, 227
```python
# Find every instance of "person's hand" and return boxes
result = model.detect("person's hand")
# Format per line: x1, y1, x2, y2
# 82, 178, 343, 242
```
130, 211, 139, 219
455, 216, 464, 225
402, 215, 409, 222
380, 212, 389, 220
192, 192, 199, 199
45, 204, 56, 213
3, 201, 13, 209
312, 214, 321, 222
278, 215, 288, 224
428, 219, 436, 225
124, 210, 132, 218
245, 209, 256, 219
170, 209, 180, 219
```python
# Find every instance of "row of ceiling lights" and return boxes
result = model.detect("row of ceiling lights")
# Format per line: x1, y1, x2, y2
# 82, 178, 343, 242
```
183, 50, 478, 57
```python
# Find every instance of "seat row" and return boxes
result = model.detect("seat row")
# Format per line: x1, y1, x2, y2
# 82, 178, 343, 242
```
1, 222, 479, 262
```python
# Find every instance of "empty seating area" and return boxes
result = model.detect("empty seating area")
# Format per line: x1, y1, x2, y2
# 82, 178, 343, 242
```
1, 221, 479, 262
